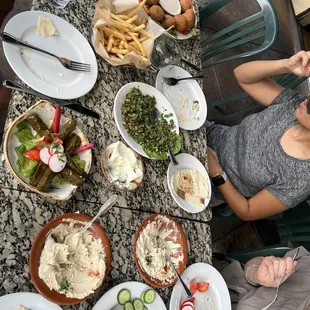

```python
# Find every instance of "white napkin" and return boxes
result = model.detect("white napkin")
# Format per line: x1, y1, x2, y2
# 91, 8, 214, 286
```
112, 0, 139, 14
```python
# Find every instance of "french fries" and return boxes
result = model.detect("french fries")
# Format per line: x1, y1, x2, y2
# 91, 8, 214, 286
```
98, 2, 152, 61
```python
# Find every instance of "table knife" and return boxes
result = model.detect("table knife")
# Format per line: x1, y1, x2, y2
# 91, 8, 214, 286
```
3, 80, 100, 119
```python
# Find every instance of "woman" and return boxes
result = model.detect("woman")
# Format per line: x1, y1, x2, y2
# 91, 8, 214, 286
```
207, 51, 310, 220
215, 247, 310, 310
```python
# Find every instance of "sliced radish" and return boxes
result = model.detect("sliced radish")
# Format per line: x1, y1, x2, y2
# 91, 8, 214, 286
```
50, 142, 64, 155
40, 146, 52, 165
49, 153, 67, 173
181, 302, 194, 309
181, 306, 193, 310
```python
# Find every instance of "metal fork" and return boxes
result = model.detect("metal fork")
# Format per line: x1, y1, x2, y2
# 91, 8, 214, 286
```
261, 248, 300, 310
163, 75, 204, 86
1, 32, 91, 73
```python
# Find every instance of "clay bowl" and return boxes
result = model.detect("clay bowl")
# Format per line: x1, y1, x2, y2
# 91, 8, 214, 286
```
100, 142, 144, 192
133, 214, 188, 288
29, 213, 111, 305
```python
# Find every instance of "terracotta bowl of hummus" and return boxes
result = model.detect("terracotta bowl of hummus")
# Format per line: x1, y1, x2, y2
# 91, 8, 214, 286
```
29, 213, 111, 305
133, 213, 188, 288
100, 141, 144, 192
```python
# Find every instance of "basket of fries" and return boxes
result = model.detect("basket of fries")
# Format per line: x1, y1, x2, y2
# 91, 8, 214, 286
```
92, 0, 165, 69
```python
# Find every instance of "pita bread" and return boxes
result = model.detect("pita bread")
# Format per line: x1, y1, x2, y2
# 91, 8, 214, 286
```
172, 170, 209, 208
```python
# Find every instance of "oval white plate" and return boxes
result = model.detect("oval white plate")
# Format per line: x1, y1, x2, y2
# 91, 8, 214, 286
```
92, 281, 166, 310
170, 263, 231, 310
167, 153, 211, 213
159, 0, 181, 15
156, 65, 207, 130
114, 82, 179, 159
3, 11, 98, 99
0, 292, 62, 310
4, 100, 92, 200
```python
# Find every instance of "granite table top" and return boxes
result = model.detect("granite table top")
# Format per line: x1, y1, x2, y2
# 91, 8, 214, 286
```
0, 0, 210, 222
0, 187, 212, 309
0, 0, 212, 308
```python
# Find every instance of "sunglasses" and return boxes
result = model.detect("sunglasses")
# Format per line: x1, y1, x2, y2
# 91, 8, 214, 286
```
307, 94, 310, 114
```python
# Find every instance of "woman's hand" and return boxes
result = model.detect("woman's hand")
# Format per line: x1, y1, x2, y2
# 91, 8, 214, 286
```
255, 256, 297, 288
285, 51, 310, 77
207, 147, 223, 177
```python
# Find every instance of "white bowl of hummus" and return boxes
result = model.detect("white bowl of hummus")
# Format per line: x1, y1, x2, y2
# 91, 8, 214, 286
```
30, 213, 111, 305
100, 141, 144, 191
134, 214, 188, 288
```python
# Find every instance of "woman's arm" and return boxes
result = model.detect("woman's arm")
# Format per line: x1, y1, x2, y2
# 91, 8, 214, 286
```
234, 51, 310, 107
208, 148, 287, 221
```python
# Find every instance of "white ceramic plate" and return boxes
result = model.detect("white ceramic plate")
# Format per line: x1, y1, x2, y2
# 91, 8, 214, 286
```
0, 292, 62, 310
170, 263, 231, 310
167, 153, 211, 213
3, 11, 98, 99
92, 281, 166, 310
3, 100, 92, 200
114, 82, 179, 159
156, 65, 207, 130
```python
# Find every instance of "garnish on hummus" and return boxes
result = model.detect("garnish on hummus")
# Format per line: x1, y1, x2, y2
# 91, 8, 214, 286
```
38, 219, 106, 299
136, 215, 183, 284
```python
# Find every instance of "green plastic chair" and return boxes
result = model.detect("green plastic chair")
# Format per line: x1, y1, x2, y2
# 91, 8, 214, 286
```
213, 74, 309, 107
200, 0, 279, 67
224, 200, 310, 262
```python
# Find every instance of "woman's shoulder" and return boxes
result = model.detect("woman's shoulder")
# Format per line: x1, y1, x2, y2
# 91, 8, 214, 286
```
270, 88, 307, 107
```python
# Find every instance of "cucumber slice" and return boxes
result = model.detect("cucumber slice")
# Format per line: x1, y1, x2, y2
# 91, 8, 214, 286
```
124, 302, 134, 310
117, 289, 131, 305
144, 289, 156, 304
133, 298, 144, 310
144, 307, 148, 310
140, 292, 146, 303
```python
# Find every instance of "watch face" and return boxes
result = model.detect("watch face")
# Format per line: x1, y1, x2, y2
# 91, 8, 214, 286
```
212, 175, 225, 187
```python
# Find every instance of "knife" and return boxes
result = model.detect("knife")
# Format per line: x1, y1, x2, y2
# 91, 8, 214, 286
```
3, 80, 100, 119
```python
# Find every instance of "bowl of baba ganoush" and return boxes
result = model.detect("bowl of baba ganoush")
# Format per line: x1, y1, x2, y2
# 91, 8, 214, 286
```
29, 213, 111, 305
133, 214, 188, 288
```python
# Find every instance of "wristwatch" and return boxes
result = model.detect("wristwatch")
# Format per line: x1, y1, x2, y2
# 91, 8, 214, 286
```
211, 171, 227, 187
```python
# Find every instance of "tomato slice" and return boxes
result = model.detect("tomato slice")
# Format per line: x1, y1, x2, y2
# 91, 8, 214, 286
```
198, 282, 210, 293
37, 140, 48, 150
189, 282, 199, 294
24, 149, 40, 162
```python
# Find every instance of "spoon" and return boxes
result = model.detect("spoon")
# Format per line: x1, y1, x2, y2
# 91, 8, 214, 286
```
149, 109, 179, 166
158, 238, 192, 298
80, 194, 118, 233
163, 75, 204, 86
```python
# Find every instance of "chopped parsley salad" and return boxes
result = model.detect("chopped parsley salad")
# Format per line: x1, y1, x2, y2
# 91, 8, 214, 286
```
121, 88, 181, 159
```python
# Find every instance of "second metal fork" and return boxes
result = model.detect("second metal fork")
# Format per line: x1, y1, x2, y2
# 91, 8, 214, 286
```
1, 32, 91, 73
261, 248, 300, 310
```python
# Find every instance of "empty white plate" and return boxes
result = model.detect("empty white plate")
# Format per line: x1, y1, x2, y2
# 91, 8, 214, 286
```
170, 263, 231, 310
3, 11, 98, 99
156, 65, 207, 130
92, 281, 166, 310
167, 153, 211, 213
0, 292, 62, 310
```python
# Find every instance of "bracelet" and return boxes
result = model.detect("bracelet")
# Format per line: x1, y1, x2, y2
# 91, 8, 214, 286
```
245, 264, 260, 286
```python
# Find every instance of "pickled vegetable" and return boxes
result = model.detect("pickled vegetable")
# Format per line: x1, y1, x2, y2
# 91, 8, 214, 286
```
30, 161, 48, 187
58, 120, 76, 140
37, 167, 56, 192
60, 167, 84, 186
64, 134, 81, 156
27, 113, 49, 136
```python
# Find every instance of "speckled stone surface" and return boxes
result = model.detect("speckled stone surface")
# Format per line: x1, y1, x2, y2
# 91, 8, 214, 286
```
0, 0, 210, 222
0, 1, 212, 307
0, 187, 212, 308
